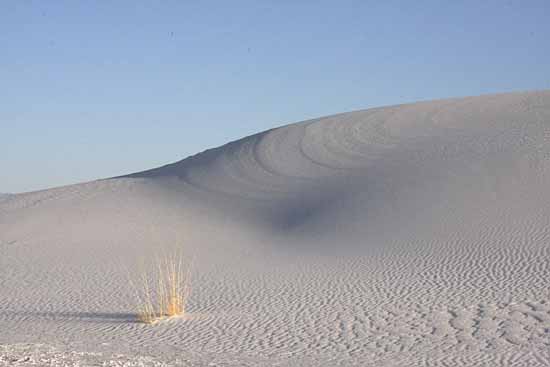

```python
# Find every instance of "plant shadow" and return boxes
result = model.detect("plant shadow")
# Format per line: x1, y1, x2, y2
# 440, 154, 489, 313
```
4, 310, 141, 324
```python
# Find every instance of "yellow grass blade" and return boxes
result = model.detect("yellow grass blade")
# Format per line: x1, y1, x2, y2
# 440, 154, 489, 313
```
128, 250, 192, 324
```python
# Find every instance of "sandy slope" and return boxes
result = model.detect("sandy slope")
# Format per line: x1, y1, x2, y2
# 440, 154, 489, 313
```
1, 91, 550, 366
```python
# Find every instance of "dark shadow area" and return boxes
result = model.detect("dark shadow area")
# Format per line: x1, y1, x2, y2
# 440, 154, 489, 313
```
3, 311, 141, 324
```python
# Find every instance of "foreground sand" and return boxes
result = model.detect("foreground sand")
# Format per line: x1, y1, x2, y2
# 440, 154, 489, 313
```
1, 91, 550, 366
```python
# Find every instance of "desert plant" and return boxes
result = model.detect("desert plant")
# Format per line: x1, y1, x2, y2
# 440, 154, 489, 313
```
129, 251, 192, 324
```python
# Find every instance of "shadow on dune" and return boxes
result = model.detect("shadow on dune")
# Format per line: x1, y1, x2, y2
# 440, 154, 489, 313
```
4, 311, 140, 324
262, 188, 353, 233
111, 129, 375, 237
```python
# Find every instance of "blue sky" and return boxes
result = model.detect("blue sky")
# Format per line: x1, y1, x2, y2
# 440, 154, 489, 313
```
2, 1, 549, 193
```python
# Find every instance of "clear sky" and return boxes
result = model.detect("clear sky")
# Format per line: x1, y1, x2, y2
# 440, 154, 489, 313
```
2, 1, 549, 193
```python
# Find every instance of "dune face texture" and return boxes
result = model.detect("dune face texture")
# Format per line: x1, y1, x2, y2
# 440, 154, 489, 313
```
2, 91, 550, 366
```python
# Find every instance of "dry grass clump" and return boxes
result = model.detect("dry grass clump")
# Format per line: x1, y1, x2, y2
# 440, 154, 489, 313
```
130, 251, 192, 324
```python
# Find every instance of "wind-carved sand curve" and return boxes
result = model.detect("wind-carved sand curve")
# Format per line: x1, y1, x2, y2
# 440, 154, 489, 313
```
1, 91, 550, 366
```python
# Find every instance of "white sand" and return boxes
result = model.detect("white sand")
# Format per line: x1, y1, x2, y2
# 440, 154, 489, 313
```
1, 91, 550, 366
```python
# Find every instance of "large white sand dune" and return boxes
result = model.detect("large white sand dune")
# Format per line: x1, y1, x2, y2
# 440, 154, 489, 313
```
2, 91, 550, 366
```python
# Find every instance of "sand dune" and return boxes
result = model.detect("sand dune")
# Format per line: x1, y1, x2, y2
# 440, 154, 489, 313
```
1, 91, 550, 366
